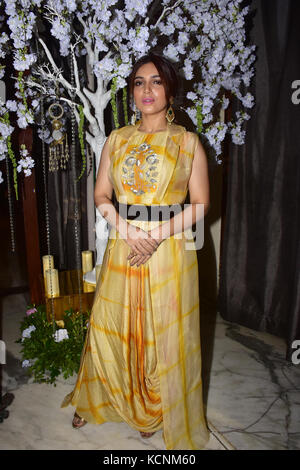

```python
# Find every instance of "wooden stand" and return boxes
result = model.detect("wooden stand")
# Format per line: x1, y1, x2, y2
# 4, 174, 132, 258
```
45, 269, 96, 321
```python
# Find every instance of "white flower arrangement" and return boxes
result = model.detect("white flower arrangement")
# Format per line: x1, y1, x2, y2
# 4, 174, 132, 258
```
17, 145, 35, 177
0, 0, 256, 167
17, 305, 90, 385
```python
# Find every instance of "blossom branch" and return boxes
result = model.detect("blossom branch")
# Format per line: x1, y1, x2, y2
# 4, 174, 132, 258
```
38, 38, 74, 92
153, 0, 184, 28
77, 15, 91, 51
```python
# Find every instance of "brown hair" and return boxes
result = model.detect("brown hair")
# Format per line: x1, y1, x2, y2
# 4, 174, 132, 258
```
128, 52, 179, 105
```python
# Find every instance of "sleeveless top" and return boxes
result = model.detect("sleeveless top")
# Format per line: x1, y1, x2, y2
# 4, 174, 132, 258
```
107, 122, 200, 207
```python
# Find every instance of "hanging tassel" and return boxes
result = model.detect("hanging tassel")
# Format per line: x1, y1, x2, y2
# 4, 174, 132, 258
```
47, 102, 70, 173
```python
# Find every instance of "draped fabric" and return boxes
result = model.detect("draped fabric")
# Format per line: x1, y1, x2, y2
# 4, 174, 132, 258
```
62, 123, 210, 450
218, 0, 300, 361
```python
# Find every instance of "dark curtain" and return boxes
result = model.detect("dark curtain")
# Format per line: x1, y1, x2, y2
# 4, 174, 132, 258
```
47, 152, 89, 271
35, 127, 89, 272
218, 0, 300, 362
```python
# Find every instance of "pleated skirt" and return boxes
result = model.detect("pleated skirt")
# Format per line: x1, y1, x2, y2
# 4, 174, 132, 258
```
61, 220, 210, 450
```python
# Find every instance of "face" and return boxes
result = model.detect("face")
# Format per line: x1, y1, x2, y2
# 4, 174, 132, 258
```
133, 62, 171, 117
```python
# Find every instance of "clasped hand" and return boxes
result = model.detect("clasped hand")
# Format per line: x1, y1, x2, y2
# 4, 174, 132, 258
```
125, 224, 162, 267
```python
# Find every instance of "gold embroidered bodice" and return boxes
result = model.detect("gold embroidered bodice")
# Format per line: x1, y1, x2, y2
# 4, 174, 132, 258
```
108, 122, 199, 206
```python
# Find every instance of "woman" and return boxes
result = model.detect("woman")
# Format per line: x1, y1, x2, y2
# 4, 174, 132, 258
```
62, 53, 210, 450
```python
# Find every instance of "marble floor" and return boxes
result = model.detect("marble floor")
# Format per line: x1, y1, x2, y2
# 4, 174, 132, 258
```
1, 288, 299, 450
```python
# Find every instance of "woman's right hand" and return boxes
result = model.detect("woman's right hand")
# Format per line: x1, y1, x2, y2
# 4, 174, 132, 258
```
124, 223, 159, 258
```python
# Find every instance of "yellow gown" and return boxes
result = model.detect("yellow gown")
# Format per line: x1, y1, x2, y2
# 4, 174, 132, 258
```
61, 122, 210, 450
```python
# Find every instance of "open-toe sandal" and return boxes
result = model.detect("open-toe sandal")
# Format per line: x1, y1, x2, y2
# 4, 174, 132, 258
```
72, 412, 87, 429
140, 431, 155, 438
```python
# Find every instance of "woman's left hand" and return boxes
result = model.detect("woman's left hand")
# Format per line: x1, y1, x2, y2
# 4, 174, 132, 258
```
127, 251, 152, 267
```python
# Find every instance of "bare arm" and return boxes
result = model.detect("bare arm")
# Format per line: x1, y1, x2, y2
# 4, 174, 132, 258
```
94, 135, 129, 238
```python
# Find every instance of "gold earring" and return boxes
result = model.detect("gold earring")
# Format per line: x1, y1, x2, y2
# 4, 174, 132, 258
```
131, 101, 137, 125
166, 103, 175, 124
131, 101, 141, 125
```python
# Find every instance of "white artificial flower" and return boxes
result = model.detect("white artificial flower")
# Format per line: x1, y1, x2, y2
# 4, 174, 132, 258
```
37, 127, 53, 144
0, 32, 9, 45
115, 76, 127, 90
64, 0, 77, 12
202, 96, 213, 114
31, 99, 40, 109
54, 329, 69, 343
17, 115, 29, 129
0, 122, 14, 138
221, 97, 230, 110
231, 126, 246, 145
164, 44, 179, 62
17, 155, 35, 173
187, 92, 198, 101
22, 325, 36, 340
6, 100, 17, 112
125, 0, 150, 18
5, 0, 17, 16
157, 22, 175, 36
183, 58, 193, 80
203, 113, 213, 124
0, 139, 7, 158
117, 62, 131, 78
20, 147, 29, 157
185, 106, 197, 123
240, 92, 254, 108
178, 32, 189, 47
13, 52, 37, 71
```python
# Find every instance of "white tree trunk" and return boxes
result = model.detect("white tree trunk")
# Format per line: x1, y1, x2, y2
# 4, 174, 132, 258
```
84, 139, 109, 285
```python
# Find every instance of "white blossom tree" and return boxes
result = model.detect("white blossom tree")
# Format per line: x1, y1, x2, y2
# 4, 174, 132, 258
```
0, 0, 256, 282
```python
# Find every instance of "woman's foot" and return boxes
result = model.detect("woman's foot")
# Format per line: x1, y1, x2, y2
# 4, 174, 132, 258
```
140, 431, 155, 438
72, 412, 87, 429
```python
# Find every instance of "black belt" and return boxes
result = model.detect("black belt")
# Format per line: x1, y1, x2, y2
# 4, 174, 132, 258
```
116, 202, 184, 221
